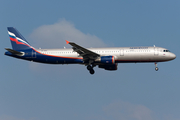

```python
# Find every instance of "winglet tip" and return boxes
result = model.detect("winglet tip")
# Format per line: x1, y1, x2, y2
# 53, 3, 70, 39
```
65, 40, 70, 44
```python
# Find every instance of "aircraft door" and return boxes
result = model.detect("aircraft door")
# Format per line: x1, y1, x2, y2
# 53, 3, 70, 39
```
120, 49, 124, 56
32, 50, 36, 58
154, 47, 159, 55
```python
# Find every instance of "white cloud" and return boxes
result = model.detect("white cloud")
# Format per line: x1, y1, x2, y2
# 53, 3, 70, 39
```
29, 18, 106, 49
103, 100, 154, 120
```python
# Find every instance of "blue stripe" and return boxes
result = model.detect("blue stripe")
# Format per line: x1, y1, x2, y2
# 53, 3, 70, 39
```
9, 35, 16, 38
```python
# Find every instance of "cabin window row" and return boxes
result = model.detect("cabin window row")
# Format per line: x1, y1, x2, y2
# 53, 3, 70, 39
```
41, 51, 120, 54
126, 50, 151, 52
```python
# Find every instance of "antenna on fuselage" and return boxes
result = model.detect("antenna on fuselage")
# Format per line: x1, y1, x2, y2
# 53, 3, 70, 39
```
153, 45, 156, 47
64, 46, 66, 49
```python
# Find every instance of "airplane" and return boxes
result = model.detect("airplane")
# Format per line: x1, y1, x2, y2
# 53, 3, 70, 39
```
4, 27, 176, 74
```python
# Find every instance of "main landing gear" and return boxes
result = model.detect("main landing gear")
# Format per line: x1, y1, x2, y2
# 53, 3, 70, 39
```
87, 65, 95, 74
155, 62, 159, 71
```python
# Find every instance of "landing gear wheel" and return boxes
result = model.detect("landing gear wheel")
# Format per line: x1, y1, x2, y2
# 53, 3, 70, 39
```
154, 62, 159, 71
87, 65, 92, 70
89, 69, 95, 74
155, 67, 159, 71
86, 64, 95, 74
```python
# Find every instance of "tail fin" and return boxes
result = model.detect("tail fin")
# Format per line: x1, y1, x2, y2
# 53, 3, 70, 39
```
7, 27, 33, 50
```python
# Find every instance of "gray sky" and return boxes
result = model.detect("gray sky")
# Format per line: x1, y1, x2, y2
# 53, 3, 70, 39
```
1, 0, 180, 120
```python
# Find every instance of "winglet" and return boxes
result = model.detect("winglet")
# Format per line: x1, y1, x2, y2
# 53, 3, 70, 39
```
65, 40, 70, 44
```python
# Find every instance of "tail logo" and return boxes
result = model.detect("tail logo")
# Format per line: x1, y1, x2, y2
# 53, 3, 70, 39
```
8, 31, 31, 47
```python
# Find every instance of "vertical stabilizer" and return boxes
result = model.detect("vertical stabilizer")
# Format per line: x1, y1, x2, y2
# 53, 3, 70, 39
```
7, 27, 33, 50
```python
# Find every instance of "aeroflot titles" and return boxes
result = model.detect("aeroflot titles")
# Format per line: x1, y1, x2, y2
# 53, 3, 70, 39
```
130, 47, 148, 49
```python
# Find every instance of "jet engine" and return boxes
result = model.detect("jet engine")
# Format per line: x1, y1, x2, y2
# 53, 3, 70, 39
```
100, 56, 115, 64
95, 56, 117, 70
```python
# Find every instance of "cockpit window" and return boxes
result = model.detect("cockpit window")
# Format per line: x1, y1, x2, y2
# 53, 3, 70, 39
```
163, 50, 170, 52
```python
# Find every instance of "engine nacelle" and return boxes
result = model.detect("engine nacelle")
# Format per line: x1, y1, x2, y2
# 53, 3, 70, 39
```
98, 63, 118, 71
100, 56, 115, 64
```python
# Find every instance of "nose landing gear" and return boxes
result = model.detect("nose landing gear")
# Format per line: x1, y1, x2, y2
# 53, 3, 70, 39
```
155, 62, 159, 71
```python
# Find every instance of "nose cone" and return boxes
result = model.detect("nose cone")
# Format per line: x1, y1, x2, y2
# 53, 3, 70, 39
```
170, 53, 176, 60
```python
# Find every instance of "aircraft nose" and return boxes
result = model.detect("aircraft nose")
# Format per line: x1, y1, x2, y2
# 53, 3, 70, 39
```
171, 53, 176, 60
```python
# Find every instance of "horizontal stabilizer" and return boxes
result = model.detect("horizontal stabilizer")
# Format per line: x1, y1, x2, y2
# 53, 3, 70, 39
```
5, 48, 24, 56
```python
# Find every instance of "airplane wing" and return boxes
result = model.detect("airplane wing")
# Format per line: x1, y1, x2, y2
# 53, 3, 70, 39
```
66, 40, 100, 62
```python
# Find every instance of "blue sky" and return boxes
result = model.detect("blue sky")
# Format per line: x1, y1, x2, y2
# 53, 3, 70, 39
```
1, 0, 180, 120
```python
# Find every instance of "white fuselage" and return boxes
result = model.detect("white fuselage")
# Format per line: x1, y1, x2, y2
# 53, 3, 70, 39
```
35, 46, 176, 64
